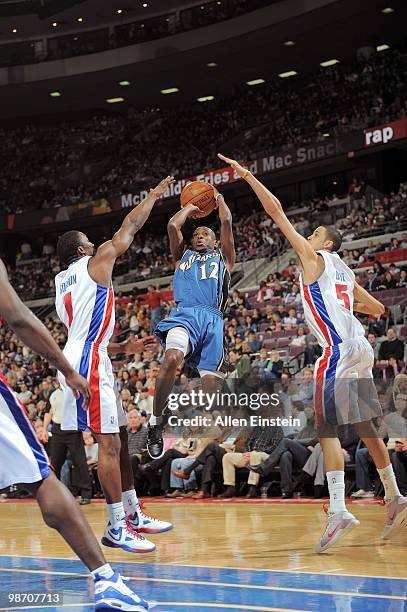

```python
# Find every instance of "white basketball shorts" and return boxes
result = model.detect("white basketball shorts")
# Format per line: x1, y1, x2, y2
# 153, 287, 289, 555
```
314, 336, 382, 428
59, 342, 128, 434
0, 374, 50, 489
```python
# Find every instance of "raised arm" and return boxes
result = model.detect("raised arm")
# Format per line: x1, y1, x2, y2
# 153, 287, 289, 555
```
167, 203, 200, 267
0, 261, 89, 405
353, 283, 385, 315
218, 154, 322, 281
215, 192, 235, 272
89, 176, 174, 285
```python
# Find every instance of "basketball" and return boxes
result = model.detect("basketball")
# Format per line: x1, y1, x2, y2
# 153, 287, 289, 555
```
180, 180, 217, 218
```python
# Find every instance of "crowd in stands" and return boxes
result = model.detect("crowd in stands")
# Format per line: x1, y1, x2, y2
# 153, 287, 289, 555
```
7, 179, 407, 301
1, 42, 406, 216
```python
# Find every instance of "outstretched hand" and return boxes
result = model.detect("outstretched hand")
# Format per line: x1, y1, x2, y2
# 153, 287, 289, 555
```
150, 176, 175, 198
218, 153, 247, 178
125, 334, 157, 355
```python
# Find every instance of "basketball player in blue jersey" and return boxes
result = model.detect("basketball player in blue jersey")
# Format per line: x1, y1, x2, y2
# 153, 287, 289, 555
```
0, 260, 151, 610
219, 153, 407, 553
147, 191, 235, 458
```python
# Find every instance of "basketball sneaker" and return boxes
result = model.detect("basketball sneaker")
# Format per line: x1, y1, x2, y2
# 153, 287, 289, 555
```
382, 495, 407, 539
101, 518, 156, 553
146, 423, 164, 459
94, 570, 150, 610
128, 501, 173, 534
315, 510, 360, 553
350, 489, 375, 498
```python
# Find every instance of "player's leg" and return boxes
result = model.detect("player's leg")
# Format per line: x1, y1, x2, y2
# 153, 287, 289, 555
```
28, 473, 151, 611
314, 347, 360, 553
148, 326, 191, 459
0, 381, 150, 611
119, 426, 173, 535
94, 431, 155, 554
355, 420, 407, 539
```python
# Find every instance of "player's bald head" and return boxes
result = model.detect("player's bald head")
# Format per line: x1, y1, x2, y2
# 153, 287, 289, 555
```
191, 226, 217, 251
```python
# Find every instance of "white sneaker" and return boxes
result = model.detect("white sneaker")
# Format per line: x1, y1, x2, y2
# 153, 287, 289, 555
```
101, 518, 156, 553
351, 489, 375, 498
129, 501, 173, 535
315, 510, 360, 553
95, 570, 150, 610
382, 495, 407, 539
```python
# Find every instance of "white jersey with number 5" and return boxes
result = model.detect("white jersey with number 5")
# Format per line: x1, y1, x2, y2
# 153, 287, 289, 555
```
299, 250, 365, 348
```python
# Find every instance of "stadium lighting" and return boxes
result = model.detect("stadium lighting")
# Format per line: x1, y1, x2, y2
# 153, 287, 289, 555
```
377, 44, 390, 52
382, 7, 394, 13
323, 133, 330, 138
117, 9, 123, 14
320, 59, 339, 67
197, 95, 215, 102
143, 2, 148, 7
12, 28, 17, 33
161, 87, 179, 94
246, 78, 265, 86
119, 80, 130, 86
207, 62, 217, 68
106, 97, 124, 103
50, 91, 61, 97
77, 17, 83, 22
52, 21, 58, 27
284, 40, 295, 46
278, 71, 297, 78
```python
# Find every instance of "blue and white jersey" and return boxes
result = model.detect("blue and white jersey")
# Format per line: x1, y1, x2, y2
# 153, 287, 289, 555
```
299, 250, 365, 348
174, 248, 230, 313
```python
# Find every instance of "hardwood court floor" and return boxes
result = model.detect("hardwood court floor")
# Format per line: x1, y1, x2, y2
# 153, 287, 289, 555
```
0, 497, 406, 611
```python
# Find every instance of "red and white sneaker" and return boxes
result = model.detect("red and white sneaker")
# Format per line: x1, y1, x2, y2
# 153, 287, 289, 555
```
128, 501, 173, 535
382, 495, 407, 540
101, 518, 156, 553
315, 510, 360, 553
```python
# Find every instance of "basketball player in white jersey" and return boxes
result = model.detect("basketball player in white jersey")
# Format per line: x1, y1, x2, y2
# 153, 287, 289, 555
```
219, 153, 407, 552
0, 260, 151, 610
55, 176, 174, 555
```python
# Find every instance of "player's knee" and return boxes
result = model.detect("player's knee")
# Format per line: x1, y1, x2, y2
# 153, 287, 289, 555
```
163, 349, 184, 371
42, 509, 60, 531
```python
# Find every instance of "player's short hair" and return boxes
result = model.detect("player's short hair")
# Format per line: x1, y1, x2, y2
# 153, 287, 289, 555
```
57, 230, 84, 267
323, 226, 342, 252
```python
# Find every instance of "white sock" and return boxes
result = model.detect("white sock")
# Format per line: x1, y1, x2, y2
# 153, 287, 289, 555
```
107, 502, 126, 527
377, 464, 401, 502
92, 563, 114, 581
122, 489, 139, 516
327, 470, 347, 513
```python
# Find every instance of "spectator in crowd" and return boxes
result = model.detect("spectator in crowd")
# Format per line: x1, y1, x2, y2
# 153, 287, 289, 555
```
41, 384, 92, 505
219, 422, 284, 498
378, 328, 405, 362
391, 438, 407, 496
126, 409, 148, 484
248, 406, 317, 498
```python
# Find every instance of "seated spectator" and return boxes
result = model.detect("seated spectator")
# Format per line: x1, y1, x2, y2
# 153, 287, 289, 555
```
248, 406, 317, 498
367, 332, 380, 360
378, 271, 398, 290
364, 270, 381, 292
219, 423, 284, 498
262, 350, 283, 380
290, 326, 306, 347
246, 330, 262, 352
378, 328, 405, 362
391, 439, 407, 496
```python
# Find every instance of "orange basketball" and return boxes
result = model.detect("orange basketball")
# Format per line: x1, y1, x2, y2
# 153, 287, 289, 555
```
180, 181, 217, 218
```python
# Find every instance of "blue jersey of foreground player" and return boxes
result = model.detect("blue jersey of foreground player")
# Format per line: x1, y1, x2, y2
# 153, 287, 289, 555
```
155, 247, 230, 374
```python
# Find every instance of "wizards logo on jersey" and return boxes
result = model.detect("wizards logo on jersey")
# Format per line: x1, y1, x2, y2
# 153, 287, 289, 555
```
174, 249, 230, 313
